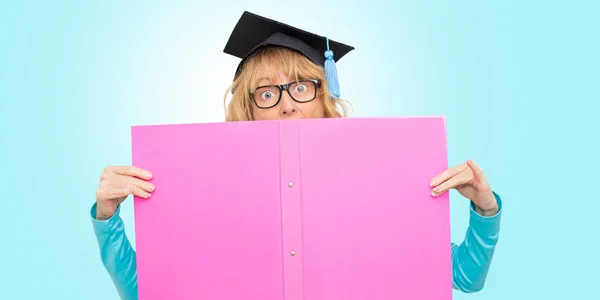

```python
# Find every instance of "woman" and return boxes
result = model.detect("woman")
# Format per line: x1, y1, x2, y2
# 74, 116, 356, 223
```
91, 11, 502, 300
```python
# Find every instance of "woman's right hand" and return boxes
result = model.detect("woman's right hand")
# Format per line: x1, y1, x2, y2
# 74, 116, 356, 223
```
95, 166, 155, 220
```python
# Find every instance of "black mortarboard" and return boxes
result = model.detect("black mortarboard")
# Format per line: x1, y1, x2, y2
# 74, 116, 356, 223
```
223, 11, 355, 98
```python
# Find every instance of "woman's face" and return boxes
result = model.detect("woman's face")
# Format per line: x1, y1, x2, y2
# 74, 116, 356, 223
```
251, 72, 325, 121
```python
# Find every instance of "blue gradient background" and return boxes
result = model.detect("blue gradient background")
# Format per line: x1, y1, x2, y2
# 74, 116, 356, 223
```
1, 0, 598, 299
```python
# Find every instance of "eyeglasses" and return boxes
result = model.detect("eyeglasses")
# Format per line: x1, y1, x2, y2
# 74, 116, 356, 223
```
249, 79, 321, 109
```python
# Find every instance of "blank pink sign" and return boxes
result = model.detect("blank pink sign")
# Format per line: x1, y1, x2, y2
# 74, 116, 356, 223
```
131, 117, 451, 300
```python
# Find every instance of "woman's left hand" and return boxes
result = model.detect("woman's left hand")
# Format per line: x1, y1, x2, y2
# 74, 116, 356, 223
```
429, 159, 498, 216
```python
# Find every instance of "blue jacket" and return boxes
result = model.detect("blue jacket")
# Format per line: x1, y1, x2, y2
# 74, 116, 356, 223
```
91, 193, 502, 299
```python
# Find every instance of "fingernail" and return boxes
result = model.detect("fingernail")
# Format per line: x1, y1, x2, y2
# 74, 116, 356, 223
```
431, 191, 436, 197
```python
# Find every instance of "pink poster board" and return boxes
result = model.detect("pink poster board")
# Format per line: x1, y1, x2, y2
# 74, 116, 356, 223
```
132, 117, 452, 300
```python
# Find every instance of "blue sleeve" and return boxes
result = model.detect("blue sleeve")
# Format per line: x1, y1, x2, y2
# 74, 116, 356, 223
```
451, 191, 502, 293
90, 203, 138, 300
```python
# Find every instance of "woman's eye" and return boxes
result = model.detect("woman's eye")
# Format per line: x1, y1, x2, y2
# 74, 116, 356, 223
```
295, 85, 307, 93
261, 91, 274, 99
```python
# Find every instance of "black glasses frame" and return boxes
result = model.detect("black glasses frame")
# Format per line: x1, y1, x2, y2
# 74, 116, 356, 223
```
249, 79, 321, 109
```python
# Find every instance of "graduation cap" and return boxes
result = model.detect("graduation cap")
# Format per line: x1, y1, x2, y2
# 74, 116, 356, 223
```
223, 11, 354, 98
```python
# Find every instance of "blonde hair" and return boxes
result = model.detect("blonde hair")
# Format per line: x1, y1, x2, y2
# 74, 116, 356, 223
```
224, 47, 350, 121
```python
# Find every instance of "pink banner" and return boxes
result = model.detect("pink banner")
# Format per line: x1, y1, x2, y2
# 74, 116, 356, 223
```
132, 117, 452, 300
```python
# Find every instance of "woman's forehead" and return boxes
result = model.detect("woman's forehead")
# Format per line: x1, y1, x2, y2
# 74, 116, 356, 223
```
255, 74, 295, 84
243, 49, 319, 86
251, 67, 303, 85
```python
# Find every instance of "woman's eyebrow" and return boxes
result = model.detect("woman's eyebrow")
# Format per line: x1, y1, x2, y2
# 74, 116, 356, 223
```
255, 77, 272, 86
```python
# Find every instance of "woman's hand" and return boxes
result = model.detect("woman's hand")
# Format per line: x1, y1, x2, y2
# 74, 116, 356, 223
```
95, 166, 154, 220
429, 159, 498, 216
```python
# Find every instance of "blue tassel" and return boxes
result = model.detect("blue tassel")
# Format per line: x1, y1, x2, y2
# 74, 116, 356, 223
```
324, 37, 340, 98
